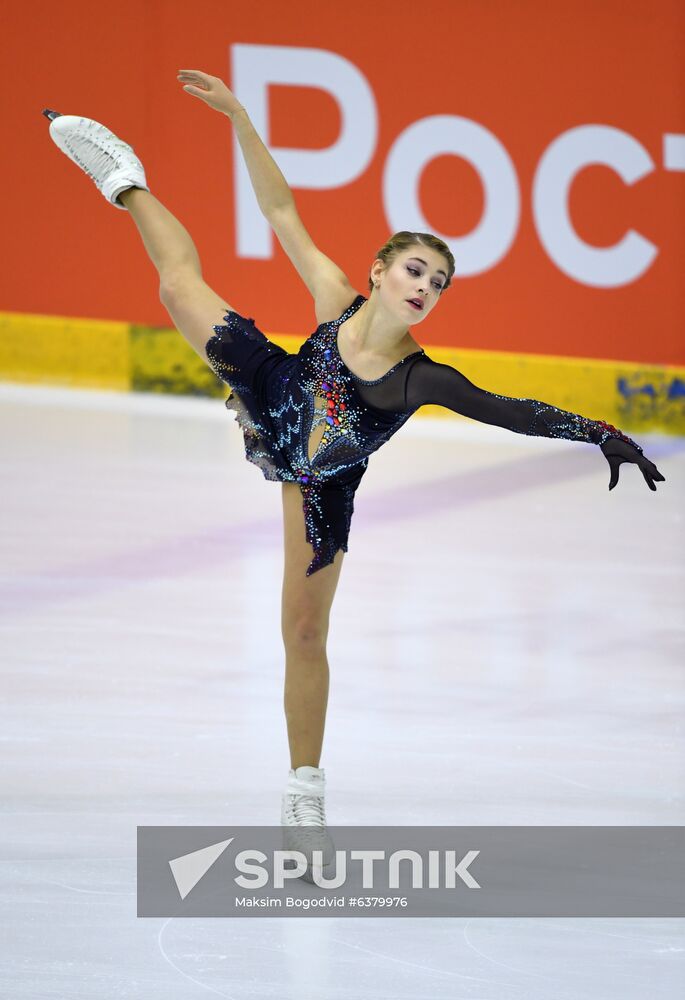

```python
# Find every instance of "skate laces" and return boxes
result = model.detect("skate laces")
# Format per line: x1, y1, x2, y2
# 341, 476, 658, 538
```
65, 127, 132, 181
286, 792, 326, 826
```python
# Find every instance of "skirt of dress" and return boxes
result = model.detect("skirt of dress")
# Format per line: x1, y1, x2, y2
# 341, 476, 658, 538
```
204, 308, 368, 577
205, 308, 298, 483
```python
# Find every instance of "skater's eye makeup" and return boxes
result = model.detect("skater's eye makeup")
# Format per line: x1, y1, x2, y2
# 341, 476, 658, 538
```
406, 265, 443, 290
407, 257, 447, 280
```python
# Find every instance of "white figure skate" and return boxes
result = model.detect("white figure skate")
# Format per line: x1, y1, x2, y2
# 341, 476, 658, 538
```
43, 108, 149, 210
281, 765, 336, 882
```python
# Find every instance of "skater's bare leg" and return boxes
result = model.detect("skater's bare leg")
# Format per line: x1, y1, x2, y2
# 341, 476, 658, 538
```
119, 187, 235, 363
281, 483, 345, 769
119, 188, 202, 279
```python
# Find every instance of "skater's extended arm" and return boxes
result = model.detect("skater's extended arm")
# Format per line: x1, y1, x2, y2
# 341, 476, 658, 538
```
404, 356, 666, 491
177, 69, 354, 305
178, 68, 293, 215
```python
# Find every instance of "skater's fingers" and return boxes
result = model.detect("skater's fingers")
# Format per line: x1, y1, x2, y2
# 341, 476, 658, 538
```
177, 70, 238, 115
178, 76, 213, 92
178, 70, 212, 83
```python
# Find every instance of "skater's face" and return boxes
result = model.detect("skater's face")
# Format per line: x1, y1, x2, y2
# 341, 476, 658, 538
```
374, 247, 448, 323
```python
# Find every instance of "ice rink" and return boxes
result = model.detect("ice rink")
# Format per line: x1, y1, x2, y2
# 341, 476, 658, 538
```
1, 382, 683, 999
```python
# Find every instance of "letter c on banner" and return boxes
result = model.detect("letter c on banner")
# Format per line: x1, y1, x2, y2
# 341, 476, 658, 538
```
532, 125, 657, 288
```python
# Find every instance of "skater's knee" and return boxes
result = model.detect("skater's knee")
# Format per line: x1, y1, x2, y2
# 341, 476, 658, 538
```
282, 613, 329, 654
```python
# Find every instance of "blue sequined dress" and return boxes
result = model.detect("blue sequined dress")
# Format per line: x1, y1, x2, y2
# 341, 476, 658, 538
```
205, 293, 641, 577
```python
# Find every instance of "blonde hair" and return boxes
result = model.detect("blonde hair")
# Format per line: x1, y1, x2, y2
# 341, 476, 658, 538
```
368, 231, 455, 293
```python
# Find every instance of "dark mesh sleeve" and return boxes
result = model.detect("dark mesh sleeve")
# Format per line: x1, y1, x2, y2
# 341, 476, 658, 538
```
404, 355, 642, 449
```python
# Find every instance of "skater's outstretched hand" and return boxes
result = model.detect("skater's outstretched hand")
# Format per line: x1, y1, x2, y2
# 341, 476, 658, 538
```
177, 70, 245, 119
600, 438, 666, 491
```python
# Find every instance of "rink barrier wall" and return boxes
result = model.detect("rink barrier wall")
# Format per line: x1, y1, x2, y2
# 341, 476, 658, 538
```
1, 310, 683, 435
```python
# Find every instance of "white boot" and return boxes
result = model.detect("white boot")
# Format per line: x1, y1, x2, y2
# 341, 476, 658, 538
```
46, 112, 150, 210
281, 765, 335, 879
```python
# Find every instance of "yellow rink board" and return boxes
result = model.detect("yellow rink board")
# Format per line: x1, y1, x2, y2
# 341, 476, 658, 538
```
1, 310, 683, 435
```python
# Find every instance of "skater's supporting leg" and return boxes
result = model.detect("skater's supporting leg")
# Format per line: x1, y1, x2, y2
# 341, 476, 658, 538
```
281, 483, 345, 769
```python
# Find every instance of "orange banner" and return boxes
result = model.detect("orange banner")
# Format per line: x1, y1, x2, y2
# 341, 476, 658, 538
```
3, 0, 684, 364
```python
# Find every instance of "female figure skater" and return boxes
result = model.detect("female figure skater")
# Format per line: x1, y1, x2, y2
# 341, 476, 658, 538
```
44, 70, 665, 873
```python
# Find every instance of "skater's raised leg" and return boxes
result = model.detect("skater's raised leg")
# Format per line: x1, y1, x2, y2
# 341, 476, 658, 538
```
46, 112, 235, 363
119, 188, 202, 282
119, 188, 236, 363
